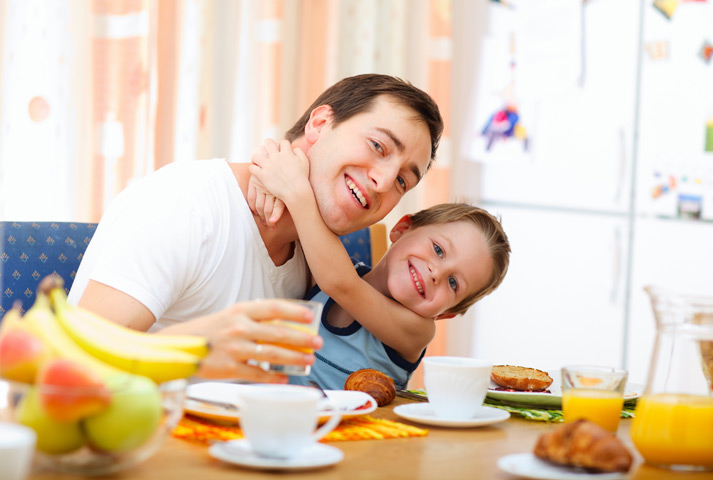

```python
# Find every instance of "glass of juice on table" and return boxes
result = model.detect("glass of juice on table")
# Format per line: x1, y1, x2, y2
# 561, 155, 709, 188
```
629, 286, 713, 471
561, 365, 628, 432
257, 299, 323, 376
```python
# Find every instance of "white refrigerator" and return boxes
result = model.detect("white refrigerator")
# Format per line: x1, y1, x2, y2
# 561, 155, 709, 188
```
456, 0, 713, 385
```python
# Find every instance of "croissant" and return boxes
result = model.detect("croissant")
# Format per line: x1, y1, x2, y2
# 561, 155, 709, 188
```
344, 369, 396, 406
534, 419, 633, 473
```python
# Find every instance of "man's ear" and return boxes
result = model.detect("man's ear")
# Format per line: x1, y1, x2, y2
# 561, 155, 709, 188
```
389, 215, 413, 243
304, 105, 333, 145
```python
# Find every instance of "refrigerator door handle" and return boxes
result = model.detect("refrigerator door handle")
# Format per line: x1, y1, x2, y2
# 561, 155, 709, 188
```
610, 225, 622, 304
614, 127, 626, 205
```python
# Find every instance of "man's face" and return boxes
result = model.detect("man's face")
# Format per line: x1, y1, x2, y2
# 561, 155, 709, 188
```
304, 96, 433, 235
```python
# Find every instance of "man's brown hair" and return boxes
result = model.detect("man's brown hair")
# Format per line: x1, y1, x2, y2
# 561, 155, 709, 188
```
285, 74, 443, 164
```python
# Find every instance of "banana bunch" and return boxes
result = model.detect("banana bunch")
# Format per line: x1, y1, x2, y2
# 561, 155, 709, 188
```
1, 275, 209, 384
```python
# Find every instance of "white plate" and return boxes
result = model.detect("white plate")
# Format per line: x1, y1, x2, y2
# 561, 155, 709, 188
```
393, 402, 510, 427
185, 382, 377, 422
497, 453, 629, 480
209, 439, 343, 471
486, 370, 643, 409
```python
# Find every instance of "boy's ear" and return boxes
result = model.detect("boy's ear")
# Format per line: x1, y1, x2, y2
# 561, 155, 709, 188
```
389, 215, 413, 243
434, 312, 456, 320
305, 105, 333, 144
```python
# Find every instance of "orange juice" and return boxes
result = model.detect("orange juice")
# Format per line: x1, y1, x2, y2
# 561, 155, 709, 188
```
262, 321, 317, 354
562, 389, 624, 432
630, 393, 713, 469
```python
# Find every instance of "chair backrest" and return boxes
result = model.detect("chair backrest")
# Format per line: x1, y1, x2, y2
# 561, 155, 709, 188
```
0, 222, 97, 315
338, 223, 388, 267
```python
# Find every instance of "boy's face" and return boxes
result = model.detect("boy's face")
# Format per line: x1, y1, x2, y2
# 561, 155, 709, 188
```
384, 219, 494, 319
302, 96, 432, 236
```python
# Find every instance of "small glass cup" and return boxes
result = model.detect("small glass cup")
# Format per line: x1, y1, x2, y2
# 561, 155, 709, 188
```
561, 365, 628, 432
258, 299, 323, 376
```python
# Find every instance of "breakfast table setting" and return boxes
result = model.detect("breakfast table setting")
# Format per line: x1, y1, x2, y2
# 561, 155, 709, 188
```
2, 282, 713, 480
14, 385, 712, 480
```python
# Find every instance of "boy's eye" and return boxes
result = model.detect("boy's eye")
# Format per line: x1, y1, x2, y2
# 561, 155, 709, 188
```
449, 276, 458, 292
433, 243, 443, 257
397, 176, 406, 190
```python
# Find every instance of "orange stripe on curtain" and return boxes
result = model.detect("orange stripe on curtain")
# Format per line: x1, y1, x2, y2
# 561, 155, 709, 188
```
91, 0, 152, 221
155, 0, 179, 171
296, 0, 328, 115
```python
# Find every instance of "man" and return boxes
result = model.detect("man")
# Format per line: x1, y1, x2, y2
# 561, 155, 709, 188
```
69, 74, 443, 380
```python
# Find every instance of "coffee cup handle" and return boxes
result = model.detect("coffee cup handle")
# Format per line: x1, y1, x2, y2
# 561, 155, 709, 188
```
311, 399, 342, 442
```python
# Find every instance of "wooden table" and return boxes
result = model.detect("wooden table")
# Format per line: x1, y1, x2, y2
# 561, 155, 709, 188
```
28, 396, 712, 480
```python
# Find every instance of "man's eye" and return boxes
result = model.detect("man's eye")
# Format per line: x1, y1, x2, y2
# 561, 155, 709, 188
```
372, 140, 383, 153
449, 276, 458, 292
397, 176, 406, 190
433, 243, 443, 257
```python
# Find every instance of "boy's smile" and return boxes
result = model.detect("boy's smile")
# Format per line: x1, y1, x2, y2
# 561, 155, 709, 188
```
385, 220, 495, 319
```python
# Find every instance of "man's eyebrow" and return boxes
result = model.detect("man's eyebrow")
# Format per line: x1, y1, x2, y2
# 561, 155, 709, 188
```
376, 127, 423, 180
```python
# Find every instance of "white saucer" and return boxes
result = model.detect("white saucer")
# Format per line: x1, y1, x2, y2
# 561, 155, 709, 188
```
497, 453, 629, 480
209, 440, 344, 471
393, 402, 510, 427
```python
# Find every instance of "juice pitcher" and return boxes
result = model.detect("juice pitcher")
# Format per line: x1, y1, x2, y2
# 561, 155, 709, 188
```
630, 286, 713, 471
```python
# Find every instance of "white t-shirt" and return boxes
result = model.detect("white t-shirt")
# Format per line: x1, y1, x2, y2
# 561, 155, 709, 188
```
68, 159, 309, 331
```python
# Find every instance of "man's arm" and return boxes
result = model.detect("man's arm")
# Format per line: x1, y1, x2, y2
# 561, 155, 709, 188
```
77, 280, 156, 332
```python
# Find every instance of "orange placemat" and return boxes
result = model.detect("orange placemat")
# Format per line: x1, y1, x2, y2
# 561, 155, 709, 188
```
172, 413, 428, 444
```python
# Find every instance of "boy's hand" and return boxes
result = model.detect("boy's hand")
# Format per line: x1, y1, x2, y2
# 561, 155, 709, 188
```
249, 139, 311, 223
247, 175, 285, 228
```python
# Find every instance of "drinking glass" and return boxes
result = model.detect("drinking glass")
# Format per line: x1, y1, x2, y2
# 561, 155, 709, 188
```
561, 365, 627, 432
258, 300, 323, 376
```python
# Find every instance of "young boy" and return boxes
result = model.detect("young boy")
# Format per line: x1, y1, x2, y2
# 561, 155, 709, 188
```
249, 140, 510, 390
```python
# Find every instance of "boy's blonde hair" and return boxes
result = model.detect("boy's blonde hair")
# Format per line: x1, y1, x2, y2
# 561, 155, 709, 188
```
408, 203, 510, 316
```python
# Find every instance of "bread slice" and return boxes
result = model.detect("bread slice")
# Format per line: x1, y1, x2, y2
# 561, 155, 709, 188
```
491, 365, 553, 391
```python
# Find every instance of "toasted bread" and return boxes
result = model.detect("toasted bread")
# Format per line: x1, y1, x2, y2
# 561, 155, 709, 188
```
491, 365, 553, 391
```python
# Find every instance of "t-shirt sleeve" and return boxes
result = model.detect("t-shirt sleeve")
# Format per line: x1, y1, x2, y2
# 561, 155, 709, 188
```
89, 196, 204, 321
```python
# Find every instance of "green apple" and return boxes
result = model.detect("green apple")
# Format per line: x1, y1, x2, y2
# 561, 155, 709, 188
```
83, 374, 162, 453
17, 387, 85, 454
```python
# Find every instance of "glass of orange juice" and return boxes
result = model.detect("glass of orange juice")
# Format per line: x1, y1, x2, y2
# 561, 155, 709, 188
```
257, 299, 323, 376
561, 365, 628, 432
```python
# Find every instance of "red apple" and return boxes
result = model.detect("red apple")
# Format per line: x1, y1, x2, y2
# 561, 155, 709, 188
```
0, 329, 48, 383
37, 358, 112, 422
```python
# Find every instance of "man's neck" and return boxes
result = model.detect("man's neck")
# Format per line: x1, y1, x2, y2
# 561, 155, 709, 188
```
229, 162, 299, 266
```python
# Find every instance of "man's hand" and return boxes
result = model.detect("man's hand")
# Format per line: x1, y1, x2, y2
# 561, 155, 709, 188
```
170, 299, 323, 382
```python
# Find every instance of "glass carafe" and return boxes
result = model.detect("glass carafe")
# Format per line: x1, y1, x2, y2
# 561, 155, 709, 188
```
630, 286, 713, 471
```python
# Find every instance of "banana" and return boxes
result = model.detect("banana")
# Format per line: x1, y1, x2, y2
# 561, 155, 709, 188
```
48, 289, 209, 357
49, 288, 201, 383
0, 302, 24, 336
21, 289, 125, 380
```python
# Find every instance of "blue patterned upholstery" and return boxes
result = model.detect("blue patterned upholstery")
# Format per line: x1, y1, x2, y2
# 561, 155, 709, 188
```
339, 224, 387, 268
0, 222, 97, 316
339, 228, 373, 266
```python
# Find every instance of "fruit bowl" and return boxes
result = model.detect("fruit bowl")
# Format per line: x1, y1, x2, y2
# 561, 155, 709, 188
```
0, 376, 187, 476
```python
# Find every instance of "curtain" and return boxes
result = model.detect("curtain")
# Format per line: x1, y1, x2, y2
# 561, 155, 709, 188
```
0, 0, 454, 386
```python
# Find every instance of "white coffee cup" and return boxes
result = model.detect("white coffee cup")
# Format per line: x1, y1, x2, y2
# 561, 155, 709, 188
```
423, 356, 492, 419
236, 385, 342, 459
0, 422, 36, 480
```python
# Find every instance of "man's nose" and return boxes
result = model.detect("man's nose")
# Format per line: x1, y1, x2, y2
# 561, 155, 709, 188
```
369, 161, 400, 193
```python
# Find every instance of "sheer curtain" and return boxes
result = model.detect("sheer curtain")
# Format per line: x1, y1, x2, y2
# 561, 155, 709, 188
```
0, 0, 455, 385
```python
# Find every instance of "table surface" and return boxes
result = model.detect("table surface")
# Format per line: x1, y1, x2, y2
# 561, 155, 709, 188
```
28, 395, 712, 480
